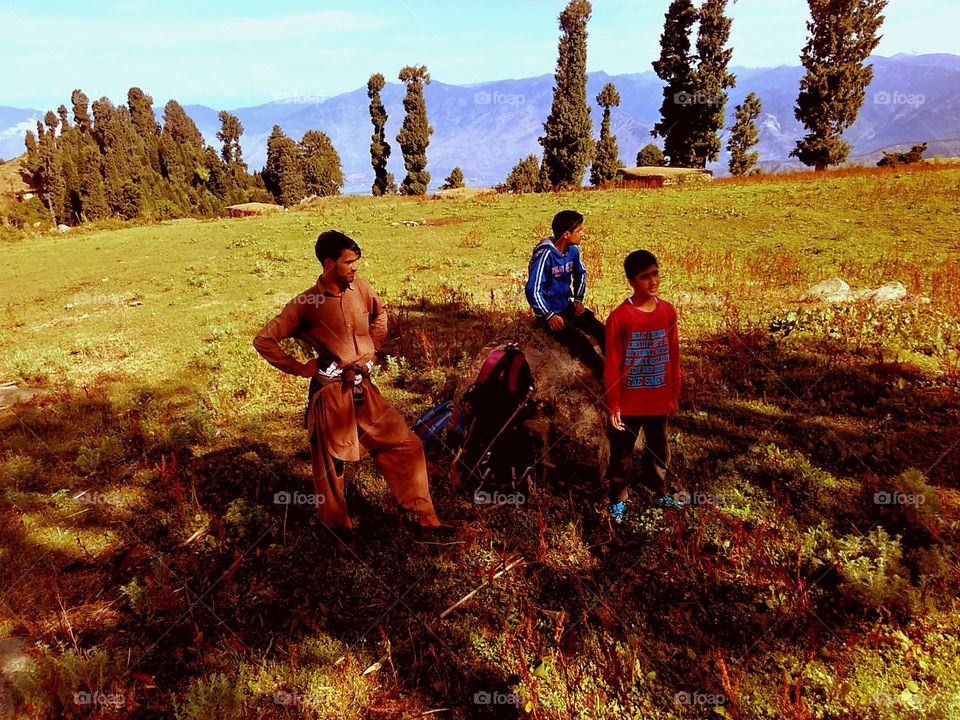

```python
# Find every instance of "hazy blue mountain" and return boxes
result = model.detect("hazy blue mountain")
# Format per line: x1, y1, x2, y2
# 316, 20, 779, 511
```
3, 54, 958, 192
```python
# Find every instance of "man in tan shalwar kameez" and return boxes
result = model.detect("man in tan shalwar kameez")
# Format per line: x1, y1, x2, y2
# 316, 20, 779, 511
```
254, 230, 450, 534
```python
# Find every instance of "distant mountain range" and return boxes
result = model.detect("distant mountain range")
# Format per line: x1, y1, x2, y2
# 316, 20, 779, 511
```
2, 53, 958, 193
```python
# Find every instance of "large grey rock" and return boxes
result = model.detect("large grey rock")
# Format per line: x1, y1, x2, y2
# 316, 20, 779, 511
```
852, 281, 908, 304
454, 324, 609, 479
805, 278, 851, 303
0, 383, 41, 410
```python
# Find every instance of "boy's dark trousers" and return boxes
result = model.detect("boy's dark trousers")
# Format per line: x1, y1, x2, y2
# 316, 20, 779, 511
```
606, 415, 670, 504
543, 304, 606, 380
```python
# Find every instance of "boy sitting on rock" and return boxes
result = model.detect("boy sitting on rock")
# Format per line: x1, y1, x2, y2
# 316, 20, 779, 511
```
524, 210, 605, 381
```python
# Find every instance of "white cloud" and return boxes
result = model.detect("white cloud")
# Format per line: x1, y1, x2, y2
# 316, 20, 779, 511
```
0, 118, 41, 141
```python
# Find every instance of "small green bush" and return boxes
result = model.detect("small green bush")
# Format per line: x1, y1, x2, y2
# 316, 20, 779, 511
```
174, 672, 245, 720
2, 453, 43, 490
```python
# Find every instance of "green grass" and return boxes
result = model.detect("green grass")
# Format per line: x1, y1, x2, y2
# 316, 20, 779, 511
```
2, 166, 960, 719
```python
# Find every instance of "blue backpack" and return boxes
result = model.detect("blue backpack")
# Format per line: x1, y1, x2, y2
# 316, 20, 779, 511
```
413, 400, 464, 449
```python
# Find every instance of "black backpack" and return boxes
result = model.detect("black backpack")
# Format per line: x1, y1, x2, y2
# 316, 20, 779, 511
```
454, 345, 540, 502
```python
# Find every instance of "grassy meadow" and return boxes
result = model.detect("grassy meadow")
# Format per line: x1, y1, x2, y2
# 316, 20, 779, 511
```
2, 164, 960, 719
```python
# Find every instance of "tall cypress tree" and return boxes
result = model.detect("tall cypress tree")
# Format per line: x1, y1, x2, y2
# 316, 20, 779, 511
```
216, 111, 245, 170
727, 92, 763, 176
43, 110, 58, 134
540, 0, 593, 189
94, 98, 144, 218
216, 110, 247, 200
34, 117, 66, 225
162, 100, 204, 149
396, 65, 432, 196
128, 87, 160, 138
792, 0, 888, 171
367, 73, 392, 196
300, 130, 344, 197
689, 0, 735, 167
71, 90, 91, 132
66, 90, 107, 219
77, 138, 109, 220
57, 105, 70, 130
24, 130, 40, 176
263, 125, 306, 206
652, 0, 698, 167
590, 82, 622, 186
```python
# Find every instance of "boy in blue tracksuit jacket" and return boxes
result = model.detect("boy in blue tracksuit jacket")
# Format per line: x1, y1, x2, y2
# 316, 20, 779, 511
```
525, 209, 605, 381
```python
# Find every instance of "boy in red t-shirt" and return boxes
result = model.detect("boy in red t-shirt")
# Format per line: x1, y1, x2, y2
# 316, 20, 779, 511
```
603, 250, 682, 523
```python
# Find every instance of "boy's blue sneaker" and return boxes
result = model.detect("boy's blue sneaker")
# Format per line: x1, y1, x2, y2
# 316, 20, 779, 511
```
608, 501, 626, 524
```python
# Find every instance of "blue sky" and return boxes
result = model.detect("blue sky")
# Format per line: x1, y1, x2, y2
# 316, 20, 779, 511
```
2, 0, 956, 109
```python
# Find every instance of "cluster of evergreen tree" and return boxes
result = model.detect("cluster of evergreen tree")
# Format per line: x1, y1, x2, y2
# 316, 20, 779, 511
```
652, 0, 735, 169
502, 0, 888, 189
26, 1, 890, 216
877, 142, 927, 167
22, 88, 274, 225
366, 66, 442, 197
499, 154, 547, 194
262, 126, 344, 207
505, 0, 745, 190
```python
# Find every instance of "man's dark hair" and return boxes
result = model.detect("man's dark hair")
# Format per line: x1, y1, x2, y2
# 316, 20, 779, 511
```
624, 250, 658, 279
551, 210, 584, 240
315, 230, 361, 264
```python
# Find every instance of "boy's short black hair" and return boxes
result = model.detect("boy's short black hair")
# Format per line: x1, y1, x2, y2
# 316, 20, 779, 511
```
624, 250, 658, 279
315, 230, 361, 264
551, 210, 584, 240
